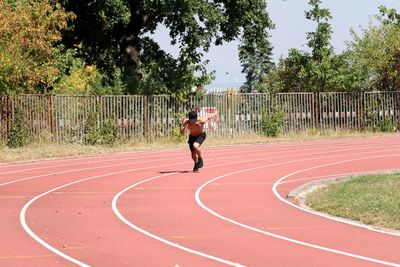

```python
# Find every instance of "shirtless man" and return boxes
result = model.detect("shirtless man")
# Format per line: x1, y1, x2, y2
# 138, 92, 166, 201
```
180, 110, 218, 172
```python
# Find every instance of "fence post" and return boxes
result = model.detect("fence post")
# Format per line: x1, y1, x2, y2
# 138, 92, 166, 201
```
360, 91, 365, 131
395, 91, 400, 129
143, 95, 148, 140
6, 96, 13, 137
48, 95, 55, 142
313, 92, 320, 131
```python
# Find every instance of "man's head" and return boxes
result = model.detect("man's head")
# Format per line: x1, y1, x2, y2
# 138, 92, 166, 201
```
188, 111, 198, 123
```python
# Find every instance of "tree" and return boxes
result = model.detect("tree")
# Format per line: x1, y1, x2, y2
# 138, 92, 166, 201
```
348, 6, 400, 91
59, 0, 273, 96
259, 0, 365, 93
260, 0, 334, 92
305, 0, 333, 61
238, 1, 274, 93
0, 0, 74, 94
302, 0, 333, 92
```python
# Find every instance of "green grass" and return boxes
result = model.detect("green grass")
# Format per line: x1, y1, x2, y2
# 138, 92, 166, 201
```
306, 173, 400, 230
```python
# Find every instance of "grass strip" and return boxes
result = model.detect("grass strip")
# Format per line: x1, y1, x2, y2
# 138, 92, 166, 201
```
306, 173, 400, 230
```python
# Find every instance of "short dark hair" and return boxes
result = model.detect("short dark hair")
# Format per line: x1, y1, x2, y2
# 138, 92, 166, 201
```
188, 111, 197, 123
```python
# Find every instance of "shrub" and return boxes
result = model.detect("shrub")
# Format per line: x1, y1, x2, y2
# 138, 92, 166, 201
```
260, 107, 285, 137
379, 117, 396, 133
85, 112, 117, 145
7, 107, 27, 148
85, 112, 101, 145
98, 119, 117, 145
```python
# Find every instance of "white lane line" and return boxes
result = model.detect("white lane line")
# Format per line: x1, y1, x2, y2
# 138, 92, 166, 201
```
0, 156, 184, 187
0, 147, 186, 169
0, 142, 305, 176
20, 150, 264, 267
3, 141, 395, 187
112, 174, 245, 267
19, 162, 185, 267
19, 145, 400, 266
196, 153, 400, 267
279, 168, 400, 184
112, 147, 399, 266
272, 156, 400, 237
1, 136, 392, 172
0, 150, 184, 175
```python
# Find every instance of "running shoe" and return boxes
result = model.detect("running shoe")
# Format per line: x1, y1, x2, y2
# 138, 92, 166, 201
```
193, 162, 199, 172
197, 157, 203, 168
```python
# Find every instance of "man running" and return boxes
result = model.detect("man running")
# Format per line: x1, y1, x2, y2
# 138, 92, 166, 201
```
180, 110, 218, 172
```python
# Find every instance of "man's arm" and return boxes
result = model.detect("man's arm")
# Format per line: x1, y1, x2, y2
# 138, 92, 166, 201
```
198, 111, 218, 124
180, 119, 188, 135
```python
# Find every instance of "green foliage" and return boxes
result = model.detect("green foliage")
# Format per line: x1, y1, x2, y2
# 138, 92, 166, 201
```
59, 0, 273, 96
7, 107, 27, 148
0, 0, 75, 94
169, 126, 185, 143
379, 117, 396, 133
99, 119, 117, 145
85, 112, 117, 146
259, 0, 337, 93
347, 8, 400, 91
169, 110, 187, 142
238, 1, 274, 93
379, 5, 400, 25
260, 107, 284, 137
85, 112, 100, 145
53, 46, 124, 95
260, 0, 368, 93
305, 0, 333, 61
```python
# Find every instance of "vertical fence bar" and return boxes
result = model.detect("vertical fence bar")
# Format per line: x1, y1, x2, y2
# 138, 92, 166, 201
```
4, 92, 400, 143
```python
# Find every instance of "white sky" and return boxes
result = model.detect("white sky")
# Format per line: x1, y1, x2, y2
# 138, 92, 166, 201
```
154, 0, 400, 86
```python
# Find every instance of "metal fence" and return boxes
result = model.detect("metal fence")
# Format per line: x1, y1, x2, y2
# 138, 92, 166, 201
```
1, 92, 399, 144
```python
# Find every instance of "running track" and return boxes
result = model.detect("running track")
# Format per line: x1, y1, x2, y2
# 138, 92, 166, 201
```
1, 135, 400, 267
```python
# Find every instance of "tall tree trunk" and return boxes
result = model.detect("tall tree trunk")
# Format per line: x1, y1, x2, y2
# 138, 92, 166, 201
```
118, 1, 148, 90
119, 31, 142, 82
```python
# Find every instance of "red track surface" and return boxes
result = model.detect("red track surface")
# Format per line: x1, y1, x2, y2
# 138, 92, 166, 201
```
1, 135, 400, 267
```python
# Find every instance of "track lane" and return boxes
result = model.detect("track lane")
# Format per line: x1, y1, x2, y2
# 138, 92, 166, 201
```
16, 140, 376, 266
112, 139, 400, 266
196, 142, 400, 266
1, 136, 399, 266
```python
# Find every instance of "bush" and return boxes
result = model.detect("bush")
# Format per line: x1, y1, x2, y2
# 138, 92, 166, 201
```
170, 126, 185, 142
260, 108, 285, 137
379, 117, 396, 133
85, 112, 101, 145
7, 108, 27, 148
99, 119, 117, 145
85, 112, 117, 145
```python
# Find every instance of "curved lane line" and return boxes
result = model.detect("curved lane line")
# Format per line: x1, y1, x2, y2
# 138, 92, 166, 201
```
19, 162, 184, 267
19, 145, 399, 266
1, 137, 391, 172
0, 141, 344, 175
272, 156, 400, 237
4, 141, 394, 187
195, 153, 400, 267
112, 174, 245, 267
279, 168, 400, 185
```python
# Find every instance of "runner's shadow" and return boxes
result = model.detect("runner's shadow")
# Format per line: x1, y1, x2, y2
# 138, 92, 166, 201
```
158, 171, 190, 174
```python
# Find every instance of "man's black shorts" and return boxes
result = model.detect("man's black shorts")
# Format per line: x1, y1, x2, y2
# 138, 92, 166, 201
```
188, 132, 207, 152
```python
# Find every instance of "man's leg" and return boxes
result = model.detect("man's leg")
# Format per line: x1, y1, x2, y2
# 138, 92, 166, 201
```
191, 150, 198, 163
193, 142, 203, 168
189, 142, 199, 171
